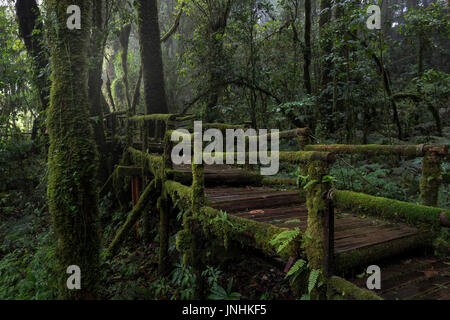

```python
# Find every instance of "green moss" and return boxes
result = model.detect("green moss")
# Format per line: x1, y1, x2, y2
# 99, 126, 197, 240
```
433, 228, 450, 259
164, 180, 192, 208
327, 276, 383, 300
46, 0, 99, 299
128, 114, 176, 123
176, 229, 193, 251
420, 151, 442, 207
305, 144, 434, 157
165, 169, 192, 185
334, 190, 447, 230
197, 206, 302, 260
191, 162, 205, 212
128, 147, 164, 179
304, 161, 331, 271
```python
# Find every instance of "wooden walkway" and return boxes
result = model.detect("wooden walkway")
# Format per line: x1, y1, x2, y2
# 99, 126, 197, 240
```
349, 256, 450, 300
205, 186, 423, 255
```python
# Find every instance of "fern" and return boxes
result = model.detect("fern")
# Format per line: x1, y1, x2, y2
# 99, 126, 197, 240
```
269, 228, 300, 253
286, 259, 306, 278
308, 269, 321, 294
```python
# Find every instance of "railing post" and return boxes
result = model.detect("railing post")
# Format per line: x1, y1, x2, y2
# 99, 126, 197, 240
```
157, 192, 169, 275
304, 157, 335, 298
420, 150, 442, 207
189, 130, 207, 299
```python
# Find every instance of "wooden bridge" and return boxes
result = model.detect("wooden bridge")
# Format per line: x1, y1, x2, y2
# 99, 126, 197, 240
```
102, 112, 450, 300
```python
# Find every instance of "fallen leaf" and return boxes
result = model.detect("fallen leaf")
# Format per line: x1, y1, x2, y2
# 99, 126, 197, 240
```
250, 209, 264, 215
423, 269, 439, 279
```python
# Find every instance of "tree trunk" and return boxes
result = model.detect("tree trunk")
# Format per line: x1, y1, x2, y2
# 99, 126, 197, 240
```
15, 0, 50, 150
88, 0, 108, 182
46, 0, 100, 300
318, 0, 332, 98
303, 0, 312, 95
118, 24, 132, 111
136, 0, 169, 115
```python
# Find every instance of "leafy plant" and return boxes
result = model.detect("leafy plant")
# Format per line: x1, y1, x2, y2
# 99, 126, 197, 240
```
269, 228, 301, 254
209, 278, 241, 300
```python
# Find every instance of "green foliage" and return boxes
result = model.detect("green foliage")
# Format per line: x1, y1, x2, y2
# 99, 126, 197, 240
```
209, 278, 241, 300
269, 228, 300, 254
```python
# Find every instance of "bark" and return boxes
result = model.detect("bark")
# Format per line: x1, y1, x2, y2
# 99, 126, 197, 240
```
303, 0, 312, 95
45, 0, 100, 300
118, 24, 132, 111
318, 0, 333, 102
15, 0, 50, 148
136, 0, 169, 114
204, 1, 232, 122
88, 0, 108, 182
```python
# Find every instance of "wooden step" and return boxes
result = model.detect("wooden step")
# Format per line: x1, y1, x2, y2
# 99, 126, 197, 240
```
207, 189, 301, 213
348, 256, 450, 300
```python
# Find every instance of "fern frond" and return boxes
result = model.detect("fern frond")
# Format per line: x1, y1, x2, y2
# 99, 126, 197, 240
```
286, 259, 306, 278
308, 269, 321, 293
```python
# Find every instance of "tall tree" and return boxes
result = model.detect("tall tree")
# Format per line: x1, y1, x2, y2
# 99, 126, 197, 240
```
15, 0, 50, 147
88, 0, 109, 182
303, 0, 312, 95
45, 0, 100, 299
318, 0, 333, 129
203, 0, 232, 122
136, 0, 169, 114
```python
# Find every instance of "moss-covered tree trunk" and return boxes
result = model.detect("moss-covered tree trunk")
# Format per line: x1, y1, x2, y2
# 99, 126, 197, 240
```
136, 0, 169, 115
15, 0, 51, 151
304, 160, 334, 299
46, 0, 100, 300
420, 151, 442, 207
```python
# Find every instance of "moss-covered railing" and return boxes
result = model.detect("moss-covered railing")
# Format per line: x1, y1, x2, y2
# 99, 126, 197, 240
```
106, 118, 447, 300
304, 143, 449, 207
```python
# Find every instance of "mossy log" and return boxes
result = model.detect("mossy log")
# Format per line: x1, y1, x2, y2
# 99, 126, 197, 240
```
334, 190, 448, 229
164, 180, 193, 208
196, 151, 334, 164
165, 168, 264, 187
327, 276, 383, 300
127, 147, 164, 178
107, 179, 160, 256
261, 177, 298, 186
196, 206, 303, 260
128, 114, 177, 123
305, 144, 448, 158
